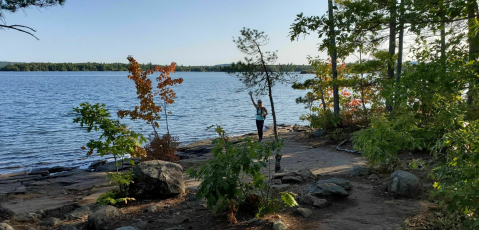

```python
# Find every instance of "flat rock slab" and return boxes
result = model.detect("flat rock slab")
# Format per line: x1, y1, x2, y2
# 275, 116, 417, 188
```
317, 178, 353, 191
29, 168, 50, 176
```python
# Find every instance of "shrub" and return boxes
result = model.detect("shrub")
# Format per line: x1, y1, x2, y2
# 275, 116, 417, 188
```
97, 171, 136, 205
352, 114, 422, 170
326, 128, 346, 143
431, 120, 479, 228
311, 109, 340, 132
144, 133, 179, 162
187, 126, 296, 224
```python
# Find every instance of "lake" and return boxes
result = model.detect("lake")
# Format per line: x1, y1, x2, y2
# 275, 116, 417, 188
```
0, 71, 313, 174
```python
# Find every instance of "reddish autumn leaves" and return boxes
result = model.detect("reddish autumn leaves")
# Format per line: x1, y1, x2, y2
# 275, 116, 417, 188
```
118, 56, 183, 128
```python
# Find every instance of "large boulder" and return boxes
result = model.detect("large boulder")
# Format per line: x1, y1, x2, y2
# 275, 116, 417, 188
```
388, 170, 420, 198
304, 182, 348, 197
0, 205, 14, 220
87, 205, 122, 230
131, 160, 185, 197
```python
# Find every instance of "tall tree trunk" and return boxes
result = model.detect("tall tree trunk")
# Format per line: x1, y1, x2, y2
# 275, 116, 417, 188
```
386, 0, 397, 112
396, 0, 404, 83
328, 0, 340, 117
256, 44, 281, 172
319, 85, 327, 110
467, 0, 479, 105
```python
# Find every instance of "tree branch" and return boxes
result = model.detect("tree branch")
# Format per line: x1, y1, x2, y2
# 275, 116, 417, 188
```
0, 24, 38, 40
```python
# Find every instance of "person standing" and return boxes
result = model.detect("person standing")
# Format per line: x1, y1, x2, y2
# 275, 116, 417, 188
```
249, 92, 268, 142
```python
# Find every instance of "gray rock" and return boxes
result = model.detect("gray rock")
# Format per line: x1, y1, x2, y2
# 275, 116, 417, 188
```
247, 218, 259, 224
297, 194, 316, 205
59, 225, 78, 230
281, 176, 304, 184
350, 165, 369, 176
89, 160, 108, 169
157, 215, 190, 224
28, 168, 50, 176
271, 179, 282, 185
368, 174, 379, 180
272, 172, 290, 179
147, 205, 160, 213
114, 227, 139, 230
312, 129, 325, 137
65, 206, 91, 220
131, 160, 185, 197
273, 219, 288, 230
43, 217, 61, 227
304, 182, 348, 197
87, 205, 122, 230
35, 210, 46, 218
295, 208, 312, 217
0, 223, 14, 230
13, 213, 38, 222
313, 199, 329, 208
388, 170, 421, 198
297, 194, 328, 208
270, 184, 291, 192
0, 205, 14, 220
298, 169, 316, 181
317, 178, 352, 190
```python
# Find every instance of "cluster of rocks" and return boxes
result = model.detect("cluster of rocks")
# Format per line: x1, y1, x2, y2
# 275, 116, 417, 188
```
350, 165, 421, 198
0, 159, 188, 230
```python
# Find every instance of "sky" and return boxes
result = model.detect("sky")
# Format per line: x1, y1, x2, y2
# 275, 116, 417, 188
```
1, 0, 332, 65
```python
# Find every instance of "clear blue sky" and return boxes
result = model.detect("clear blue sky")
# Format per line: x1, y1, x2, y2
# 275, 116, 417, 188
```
1, 0, 330, 65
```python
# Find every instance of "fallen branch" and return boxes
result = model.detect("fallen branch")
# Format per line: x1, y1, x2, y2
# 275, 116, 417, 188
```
336, 139, 361, 154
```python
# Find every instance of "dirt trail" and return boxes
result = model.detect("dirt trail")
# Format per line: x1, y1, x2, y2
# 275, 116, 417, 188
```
182, 126, 423, 230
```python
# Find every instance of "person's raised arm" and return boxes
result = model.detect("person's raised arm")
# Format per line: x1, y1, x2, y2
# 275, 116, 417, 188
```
249, 92, 257, 108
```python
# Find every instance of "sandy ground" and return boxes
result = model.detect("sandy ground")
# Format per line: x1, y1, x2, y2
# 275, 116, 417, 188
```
0, 125, 428, 230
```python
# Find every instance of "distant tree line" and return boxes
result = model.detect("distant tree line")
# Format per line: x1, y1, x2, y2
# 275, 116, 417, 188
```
0, 62, 314, 73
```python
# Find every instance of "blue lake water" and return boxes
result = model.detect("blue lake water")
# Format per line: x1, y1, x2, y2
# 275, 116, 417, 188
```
0, 71, 313, 174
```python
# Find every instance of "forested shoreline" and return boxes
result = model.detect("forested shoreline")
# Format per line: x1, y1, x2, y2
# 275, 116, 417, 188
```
0, 62, 314, 72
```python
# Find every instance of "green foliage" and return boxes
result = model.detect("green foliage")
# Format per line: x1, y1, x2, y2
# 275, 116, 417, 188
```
106, 171, 135, 196
280, 192, 298, 207
97, 191, 135, 206
408, 158, 426, 170
326, 128, 346, 143
353, 114, 422, 170
431, 120, 479, 228
311, 109, 339, 133
187, 126, 294, 222
0, 62, 314, 72
73, 102, 147, 172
